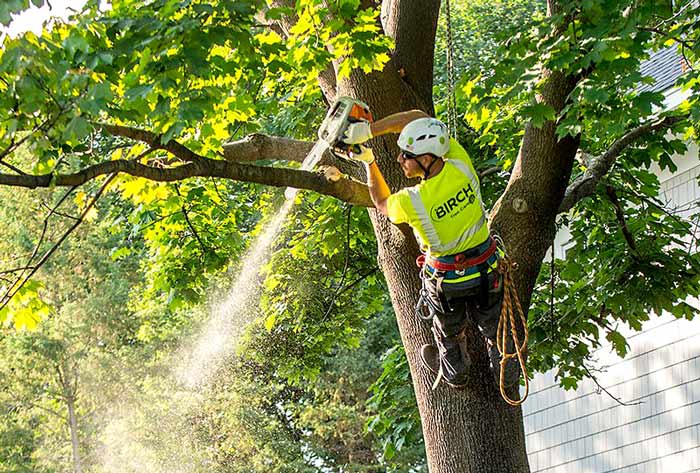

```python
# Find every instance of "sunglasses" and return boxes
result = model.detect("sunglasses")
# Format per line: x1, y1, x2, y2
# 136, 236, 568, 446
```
400, 150, 419, 160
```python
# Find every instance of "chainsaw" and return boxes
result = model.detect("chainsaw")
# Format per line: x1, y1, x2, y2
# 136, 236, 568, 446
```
285, 97, 373, 199
317, 96, 373, 159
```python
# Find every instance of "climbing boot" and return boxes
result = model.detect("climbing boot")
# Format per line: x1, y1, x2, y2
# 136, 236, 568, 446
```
487, 341, 521, 388
420, 344, 468, 389
424, 324, 471, 389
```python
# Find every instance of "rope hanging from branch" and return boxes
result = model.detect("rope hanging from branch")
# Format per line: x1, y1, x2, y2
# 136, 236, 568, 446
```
444, 0, 458, 138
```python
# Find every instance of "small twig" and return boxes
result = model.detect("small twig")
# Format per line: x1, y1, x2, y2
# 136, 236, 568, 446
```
0, 158, 27, 175
0, 174, 116, 312
617, 182, 684, 227
688, 212, 700, 257
320, 205, 353, 320
174, 184, 209, 255
0, 112, 64, 172
135, 210, 185, 233
206, 177, 230, 214
680, 44, 694, 72
25, 401, 65, 420
332, 267, 380, 299
40, 202, 80, 221
478, 166, 502, 179
605, 185, 640, 258
641, 27, 695, 51
0, 266, 36, 276
582, 364, 643, 406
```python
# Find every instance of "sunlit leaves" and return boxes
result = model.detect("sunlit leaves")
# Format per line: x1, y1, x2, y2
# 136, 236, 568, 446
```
456, 0, 699, 175
0, 0, 46, 26
252, 195, 382, 384
0, 280, 50, 330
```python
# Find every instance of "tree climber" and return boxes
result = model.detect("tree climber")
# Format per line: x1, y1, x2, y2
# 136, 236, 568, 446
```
342, 111, 519, 389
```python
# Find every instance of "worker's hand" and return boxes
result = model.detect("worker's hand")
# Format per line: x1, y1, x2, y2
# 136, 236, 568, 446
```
342, 121, 373, 144
348, 145, 375, 164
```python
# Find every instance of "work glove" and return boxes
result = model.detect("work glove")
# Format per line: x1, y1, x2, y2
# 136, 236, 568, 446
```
348, 145, 375, 164
342, 121, 373, 144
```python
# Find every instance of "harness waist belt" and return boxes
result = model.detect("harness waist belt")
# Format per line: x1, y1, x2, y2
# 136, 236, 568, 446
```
424, 237, 497, 271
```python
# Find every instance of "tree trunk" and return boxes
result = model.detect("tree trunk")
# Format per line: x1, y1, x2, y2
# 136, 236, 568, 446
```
334, 63, 532, 472
66, 393, 83, 473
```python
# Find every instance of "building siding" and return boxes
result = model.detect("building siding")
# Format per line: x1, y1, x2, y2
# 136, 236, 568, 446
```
524, 155, 700, 472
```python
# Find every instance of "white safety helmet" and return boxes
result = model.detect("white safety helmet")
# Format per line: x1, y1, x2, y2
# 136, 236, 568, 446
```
397, 117, 450, 157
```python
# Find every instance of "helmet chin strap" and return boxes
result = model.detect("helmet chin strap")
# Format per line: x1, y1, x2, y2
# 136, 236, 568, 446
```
417, 155, 440, 180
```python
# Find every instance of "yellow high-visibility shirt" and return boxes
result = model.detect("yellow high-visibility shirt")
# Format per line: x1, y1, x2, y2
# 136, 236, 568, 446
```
387, 138, 489, 257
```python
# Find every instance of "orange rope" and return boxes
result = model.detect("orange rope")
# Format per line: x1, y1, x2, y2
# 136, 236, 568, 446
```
496, 257, 529, 406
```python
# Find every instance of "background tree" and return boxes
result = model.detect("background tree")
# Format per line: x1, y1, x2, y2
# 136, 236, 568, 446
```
0, 165, 144, 473
0, 0, 699, 472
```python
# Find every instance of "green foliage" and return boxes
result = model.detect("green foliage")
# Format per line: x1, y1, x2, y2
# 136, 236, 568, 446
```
1, 0, 700, 468
457, 0, 699, 172
442, 0, 700, 390
367, 344, 426, 471
251, 196, 382, 383
0, 0, 46, 26
113, 177, 261, 311
0, 176, 146, 472
0, 280, 50, 330
528, 167, 700, 387
0, 0, 392, 175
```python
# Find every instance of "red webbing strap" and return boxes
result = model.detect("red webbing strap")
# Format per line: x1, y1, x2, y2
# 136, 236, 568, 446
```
425, 238, 498, 271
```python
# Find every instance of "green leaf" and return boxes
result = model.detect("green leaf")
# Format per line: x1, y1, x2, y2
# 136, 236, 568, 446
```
63, 116, 92, 146
62, 31, 90, 57
522, 103, 556, 128
264, 313, 277, 332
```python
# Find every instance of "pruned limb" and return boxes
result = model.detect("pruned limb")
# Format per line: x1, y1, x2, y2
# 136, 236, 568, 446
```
222, 133, 316, 164
559, 115, 687, 213
223, 133, 361, 177
479, 166, 502, 179
0, 158, 372, 207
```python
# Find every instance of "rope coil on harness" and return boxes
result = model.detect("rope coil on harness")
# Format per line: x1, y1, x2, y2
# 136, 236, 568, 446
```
495, 256, 530, 406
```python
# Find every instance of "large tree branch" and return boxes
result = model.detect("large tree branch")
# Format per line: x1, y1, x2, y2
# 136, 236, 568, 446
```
222, 133, 315, 163
0, 158, 372, 207
222, 133, 362, 177
558, 115, 687, 213
97, 123, 204, 163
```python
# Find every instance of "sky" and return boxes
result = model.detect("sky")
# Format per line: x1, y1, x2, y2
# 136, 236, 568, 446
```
3, 0, 89, 38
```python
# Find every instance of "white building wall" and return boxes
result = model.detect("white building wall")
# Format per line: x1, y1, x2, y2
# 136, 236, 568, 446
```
524, 143, 700, 472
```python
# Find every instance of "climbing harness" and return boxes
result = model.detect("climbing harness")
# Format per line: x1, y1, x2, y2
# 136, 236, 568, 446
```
495, 242, 530, 406
423, 238, 497, 272
444, 0, 458, 138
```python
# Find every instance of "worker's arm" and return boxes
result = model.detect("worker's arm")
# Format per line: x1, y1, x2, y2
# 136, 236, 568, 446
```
343, 110, 430, 144
366, 161, 390, 216
349, 146, 391, 216
369, 110, 430, 137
